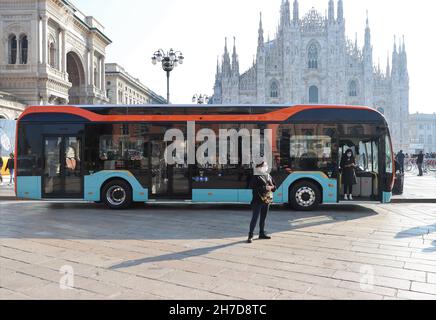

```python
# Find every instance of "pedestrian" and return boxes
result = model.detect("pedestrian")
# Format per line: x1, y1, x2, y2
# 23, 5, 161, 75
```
417, 151, 424, 176
0, 156, 3, 185
5, 153, 14, 185
248, 161, 276, 244
396, 150, 405, 174
340, 149, 357, 200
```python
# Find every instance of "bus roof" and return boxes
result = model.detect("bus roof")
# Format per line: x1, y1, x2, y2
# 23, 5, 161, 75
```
19, 104, 387, 124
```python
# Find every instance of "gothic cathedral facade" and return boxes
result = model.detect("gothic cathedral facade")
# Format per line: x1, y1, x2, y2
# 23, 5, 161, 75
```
211, 0, 410, 152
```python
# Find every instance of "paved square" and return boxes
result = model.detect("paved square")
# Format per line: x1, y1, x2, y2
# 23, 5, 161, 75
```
1, 200, 436, 300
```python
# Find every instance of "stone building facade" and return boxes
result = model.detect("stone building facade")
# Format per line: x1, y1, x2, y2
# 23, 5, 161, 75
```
0, 0, 111, 111
105, 63, 166, 105
211, 0, 410, 152
0, 90, 26, 119
409, 113, 436, 153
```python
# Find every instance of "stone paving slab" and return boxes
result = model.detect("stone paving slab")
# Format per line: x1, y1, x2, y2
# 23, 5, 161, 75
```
1, 200, 436, 300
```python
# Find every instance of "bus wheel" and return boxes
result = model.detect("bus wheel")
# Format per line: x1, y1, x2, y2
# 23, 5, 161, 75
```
102, 180, 132, 210
289, 181, 321, 211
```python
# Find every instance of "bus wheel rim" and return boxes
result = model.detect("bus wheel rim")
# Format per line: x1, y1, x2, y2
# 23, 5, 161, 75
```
106, 186, 126, 206
295, 187, 316, 207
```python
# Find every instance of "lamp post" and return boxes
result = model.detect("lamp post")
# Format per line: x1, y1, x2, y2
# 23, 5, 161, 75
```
192, 94, 210, 105
151, 49, 184, 104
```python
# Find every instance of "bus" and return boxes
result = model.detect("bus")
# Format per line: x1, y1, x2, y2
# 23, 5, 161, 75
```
15, 104, 395, 210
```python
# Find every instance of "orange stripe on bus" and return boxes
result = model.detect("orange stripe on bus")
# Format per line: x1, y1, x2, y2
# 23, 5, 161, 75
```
18, 105, 377, 123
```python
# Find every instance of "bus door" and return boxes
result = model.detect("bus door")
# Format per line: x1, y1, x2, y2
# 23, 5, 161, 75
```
337, 135, 381, 201
148, 139, 192, 199
43, 135, 83, 198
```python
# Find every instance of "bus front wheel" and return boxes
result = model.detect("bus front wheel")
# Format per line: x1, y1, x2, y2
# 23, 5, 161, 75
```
102, 180, 133, 210
289, 181, 321, 211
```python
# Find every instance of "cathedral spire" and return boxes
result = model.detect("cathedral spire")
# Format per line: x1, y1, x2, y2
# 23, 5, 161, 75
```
402, 35, 406, 52
280, 0, 291, 28
293, 0, 299, 24
400, 35, 408, 80
222, 37, 231, 77
337, 0, 344, 23
258, 12, 264, 48
232, 36, 239, 75
328, 0, 335, 22
392, 36, 399, 78
364, 10, 371, 48
386, 52, 391, 77
216, 56, 220, 74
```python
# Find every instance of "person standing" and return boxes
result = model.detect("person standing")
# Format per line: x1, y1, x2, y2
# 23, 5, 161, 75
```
248, 162, 276, 244
396, 150, 405, 174
340, 149, 357, 200
417, 151, 424, 176
0, 156, 3, 185
5, 153, 14, 185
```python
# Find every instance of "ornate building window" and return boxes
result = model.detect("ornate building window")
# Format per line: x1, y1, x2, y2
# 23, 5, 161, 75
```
8, 35, 17, 64
94, 65, 98, 87
428, 135, 432, 145
49, 41, 57, 68
308, 43, 318, 69
19, 35, 28, 64
270, 81, 279, 98
349, 80, 358, 97
309, 85, 319, 103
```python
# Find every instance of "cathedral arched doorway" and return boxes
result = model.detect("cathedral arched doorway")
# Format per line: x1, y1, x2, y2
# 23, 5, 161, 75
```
309, 85, 319, 104
67, 52, 85, 105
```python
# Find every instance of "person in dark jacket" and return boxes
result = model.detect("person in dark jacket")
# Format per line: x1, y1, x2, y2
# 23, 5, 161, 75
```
248, 161, 277, 243
396, 150, 405, 174
5, 153, 14, 185
0, 156, 3, 184
340, 149, 357, 200
417, 151, 424, 176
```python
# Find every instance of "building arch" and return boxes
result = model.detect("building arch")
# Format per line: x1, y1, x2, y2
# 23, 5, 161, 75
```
66, 51, 86, 104
48, 35, 57, 68
348, 80, 358, 97
307, 41, 320, 69
8, 34, 17, 64
19, 34, 28, 64
270, 80, 280, 98
309, 85, 319, 103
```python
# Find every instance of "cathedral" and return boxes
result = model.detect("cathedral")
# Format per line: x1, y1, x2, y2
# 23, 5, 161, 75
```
211, 0, 410, 152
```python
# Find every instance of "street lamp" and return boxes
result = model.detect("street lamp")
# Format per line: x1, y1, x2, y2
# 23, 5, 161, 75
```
192, 94, 210, 104
151, 49, 184, 104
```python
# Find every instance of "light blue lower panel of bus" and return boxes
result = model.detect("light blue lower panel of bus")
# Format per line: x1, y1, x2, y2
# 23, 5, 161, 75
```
17, 176, 41, 200
193, 189, 239, 203
382, 192, 392, 204
84, 171, 148, 202
193, 189, 285, 204
238, 189, 253, 203
279, 172, 337, 204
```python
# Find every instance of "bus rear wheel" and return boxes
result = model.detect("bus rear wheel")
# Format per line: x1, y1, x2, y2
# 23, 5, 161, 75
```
289, 181, 321, 211
102, 180, 132, 210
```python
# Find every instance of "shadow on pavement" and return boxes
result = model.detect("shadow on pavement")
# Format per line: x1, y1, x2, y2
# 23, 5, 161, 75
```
110, 241, 245, 270
0, 202, 378, 241
422, 241, 436, 253
395, 224, 436, 253
395, 225, 436, 239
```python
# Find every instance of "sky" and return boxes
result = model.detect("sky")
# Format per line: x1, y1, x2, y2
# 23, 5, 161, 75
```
73, 0, 436, 114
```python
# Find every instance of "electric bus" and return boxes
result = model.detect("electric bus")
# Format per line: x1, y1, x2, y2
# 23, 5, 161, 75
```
15, 104, 395, 210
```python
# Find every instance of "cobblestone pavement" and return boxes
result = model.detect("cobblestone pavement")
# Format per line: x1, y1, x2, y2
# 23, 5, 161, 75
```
392, 172, 436, 200
0, 201, 436, 300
